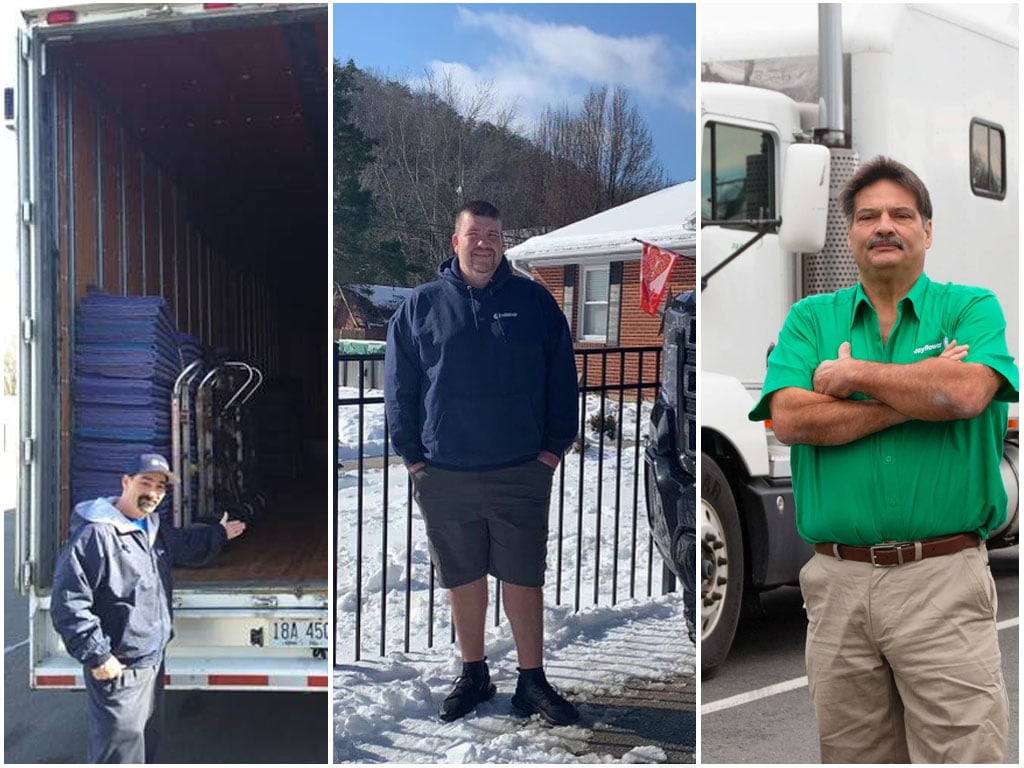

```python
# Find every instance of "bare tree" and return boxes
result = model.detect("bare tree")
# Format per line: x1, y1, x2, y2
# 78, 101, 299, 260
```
350, 68, 523, 273
343, 66, 667, 284
534, 85, 665, 216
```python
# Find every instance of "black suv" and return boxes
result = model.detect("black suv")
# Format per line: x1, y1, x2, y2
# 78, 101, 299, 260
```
644, 291, 697, 642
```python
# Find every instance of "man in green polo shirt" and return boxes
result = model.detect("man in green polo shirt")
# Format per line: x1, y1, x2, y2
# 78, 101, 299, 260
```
749, 156, 1018, 763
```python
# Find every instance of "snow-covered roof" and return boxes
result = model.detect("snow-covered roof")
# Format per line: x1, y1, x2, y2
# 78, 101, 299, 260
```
345, 284, 412, 311
505, 181, 697, 268
335, 284, 412, 335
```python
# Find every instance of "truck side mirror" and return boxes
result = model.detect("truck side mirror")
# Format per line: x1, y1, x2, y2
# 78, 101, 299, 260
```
778, 143, 830, 253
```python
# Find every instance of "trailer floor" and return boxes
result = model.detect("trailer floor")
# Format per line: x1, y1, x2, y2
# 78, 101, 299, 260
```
173, 483, 327, 587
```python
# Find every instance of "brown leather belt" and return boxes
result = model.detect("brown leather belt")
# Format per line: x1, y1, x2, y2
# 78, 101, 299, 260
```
814, 532, 981, 567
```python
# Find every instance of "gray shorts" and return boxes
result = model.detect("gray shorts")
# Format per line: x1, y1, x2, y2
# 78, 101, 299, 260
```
410, 461, 555, 588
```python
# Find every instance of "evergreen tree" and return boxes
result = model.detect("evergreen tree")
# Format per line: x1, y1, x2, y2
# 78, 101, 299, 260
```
333, 60, 411, 286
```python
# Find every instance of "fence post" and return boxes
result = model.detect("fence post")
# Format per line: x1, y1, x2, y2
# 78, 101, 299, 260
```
337, 345, 665, 662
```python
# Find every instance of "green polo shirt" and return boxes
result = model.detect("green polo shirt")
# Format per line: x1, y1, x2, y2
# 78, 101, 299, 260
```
749, 273, 1019, 545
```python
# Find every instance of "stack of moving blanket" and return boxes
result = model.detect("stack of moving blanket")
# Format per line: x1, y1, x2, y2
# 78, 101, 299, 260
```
71, 291, 183, 520
177, 332, 204, 369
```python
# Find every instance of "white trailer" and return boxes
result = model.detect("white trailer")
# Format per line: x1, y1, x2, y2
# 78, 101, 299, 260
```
698, 3, 1019, 674
14, 3, 329, 691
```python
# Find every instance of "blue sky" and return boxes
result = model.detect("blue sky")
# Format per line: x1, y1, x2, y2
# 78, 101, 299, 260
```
334, 3, 697, 183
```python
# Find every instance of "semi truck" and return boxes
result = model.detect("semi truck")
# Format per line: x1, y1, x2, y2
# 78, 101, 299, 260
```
695, 3, 1017, 675
13, 3, 330, 691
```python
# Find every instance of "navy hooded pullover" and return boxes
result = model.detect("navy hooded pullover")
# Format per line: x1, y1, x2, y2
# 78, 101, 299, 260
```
385, 256, 579, 471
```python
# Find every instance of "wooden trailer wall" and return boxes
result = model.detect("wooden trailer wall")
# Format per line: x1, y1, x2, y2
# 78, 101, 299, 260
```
54, 69, 278, 366
52, 67, 281, 540
27, 7, 327, 563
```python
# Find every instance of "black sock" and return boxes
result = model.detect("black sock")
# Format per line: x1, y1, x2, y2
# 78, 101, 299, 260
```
517, 666, 545, 681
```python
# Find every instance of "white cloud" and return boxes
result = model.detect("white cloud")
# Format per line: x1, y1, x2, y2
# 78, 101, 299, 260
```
408, 7, 694, 131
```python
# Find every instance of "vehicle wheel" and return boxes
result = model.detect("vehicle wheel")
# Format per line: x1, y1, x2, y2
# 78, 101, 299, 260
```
700, 453, 743, 678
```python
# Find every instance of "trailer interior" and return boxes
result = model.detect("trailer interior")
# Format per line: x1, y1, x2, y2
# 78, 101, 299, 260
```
32, 4, 328, 590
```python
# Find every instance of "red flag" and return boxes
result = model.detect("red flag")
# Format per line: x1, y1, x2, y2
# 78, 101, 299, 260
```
639, 241, 679, 315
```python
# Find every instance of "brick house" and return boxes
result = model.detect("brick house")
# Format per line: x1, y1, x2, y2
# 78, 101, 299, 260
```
334, 284, 411, 341
505, 181, 697, 386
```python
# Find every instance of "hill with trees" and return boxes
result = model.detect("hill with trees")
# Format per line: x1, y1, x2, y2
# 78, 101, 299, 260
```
334, 60, 668, 287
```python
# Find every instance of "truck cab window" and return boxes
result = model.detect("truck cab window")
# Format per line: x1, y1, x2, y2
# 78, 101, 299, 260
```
970, 119, 1005, 200
702, 122, 776, 223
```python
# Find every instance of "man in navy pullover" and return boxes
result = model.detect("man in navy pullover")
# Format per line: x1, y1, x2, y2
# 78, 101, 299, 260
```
385, 200, 580, 724
51, 453, 246, 762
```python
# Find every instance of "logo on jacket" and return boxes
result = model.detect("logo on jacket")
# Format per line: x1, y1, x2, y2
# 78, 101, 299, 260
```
494, 312, 518, 320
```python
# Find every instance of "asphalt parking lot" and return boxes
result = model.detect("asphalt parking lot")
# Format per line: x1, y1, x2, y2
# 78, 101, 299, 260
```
700, 546, 1019, 764
3, 510, 328, 763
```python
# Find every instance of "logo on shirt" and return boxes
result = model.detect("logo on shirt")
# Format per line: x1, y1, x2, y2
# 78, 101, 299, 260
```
913, 336, 949, 356
494, 312, 518, 320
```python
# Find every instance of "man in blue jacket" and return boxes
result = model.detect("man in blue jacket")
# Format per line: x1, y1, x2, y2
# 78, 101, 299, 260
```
385, 200, 580, 725
51, 453, 246, 763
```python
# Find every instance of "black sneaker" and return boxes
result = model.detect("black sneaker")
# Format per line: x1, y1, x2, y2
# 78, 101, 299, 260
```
511, 667, 579, 725
438, 659, 496, 722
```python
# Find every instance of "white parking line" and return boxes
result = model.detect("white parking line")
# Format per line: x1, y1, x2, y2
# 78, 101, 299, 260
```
702, 616, 1020, 716
5, 638, 28, 655
701, 675, 808, 715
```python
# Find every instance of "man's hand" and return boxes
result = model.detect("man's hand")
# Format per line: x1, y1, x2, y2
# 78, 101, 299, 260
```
91, 656, 124, 681
812, 340, 969, 399
219, 512, 246, 540
808, 336, 998, 422
812, 342, 858, 398
407, 461, 426, 475
939, 339, 969, 361
537, 451, 560, 469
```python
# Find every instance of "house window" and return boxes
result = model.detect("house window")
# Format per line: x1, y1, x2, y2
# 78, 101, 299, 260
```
579, 265, 609, 341
970, 119, 1005, 200
702, 122, 776, 224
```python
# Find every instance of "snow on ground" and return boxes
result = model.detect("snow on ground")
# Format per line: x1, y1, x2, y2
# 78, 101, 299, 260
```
336, 387, 388, 461
334, 592, 693, 763
336, 386, 691, 762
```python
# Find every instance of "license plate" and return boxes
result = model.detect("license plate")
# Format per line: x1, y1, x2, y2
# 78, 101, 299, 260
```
268, 619, 329, 648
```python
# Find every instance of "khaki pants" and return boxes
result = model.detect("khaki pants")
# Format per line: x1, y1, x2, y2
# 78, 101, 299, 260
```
799, 545, 1008, 763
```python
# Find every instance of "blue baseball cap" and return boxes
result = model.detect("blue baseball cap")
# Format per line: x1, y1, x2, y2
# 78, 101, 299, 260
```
128, 453, 179, 484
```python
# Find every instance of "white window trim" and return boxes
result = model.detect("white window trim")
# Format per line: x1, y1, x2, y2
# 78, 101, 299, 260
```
578, 264, 610, 342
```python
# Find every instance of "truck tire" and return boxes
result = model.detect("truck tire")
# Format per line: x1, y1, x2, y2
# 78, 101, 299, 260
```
701, 453, 743, 678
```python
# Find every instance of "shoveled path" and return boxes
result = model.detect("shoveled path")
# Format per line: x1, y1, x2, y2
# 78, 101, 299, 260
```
577, 673, 696, 762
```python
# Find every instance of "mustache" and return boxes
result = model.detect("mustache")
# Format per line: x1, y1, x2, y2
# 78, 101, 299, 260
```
867, 234, 905, 250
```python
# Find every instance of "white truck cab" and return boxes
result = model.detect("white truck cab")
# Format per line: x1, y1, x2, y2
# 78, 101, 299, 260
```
697, 3, 1018, 675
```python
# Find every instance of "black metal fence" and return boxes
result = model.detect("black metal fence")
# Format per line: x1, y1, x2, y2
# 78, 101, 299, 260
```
334, 346, 668, 663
